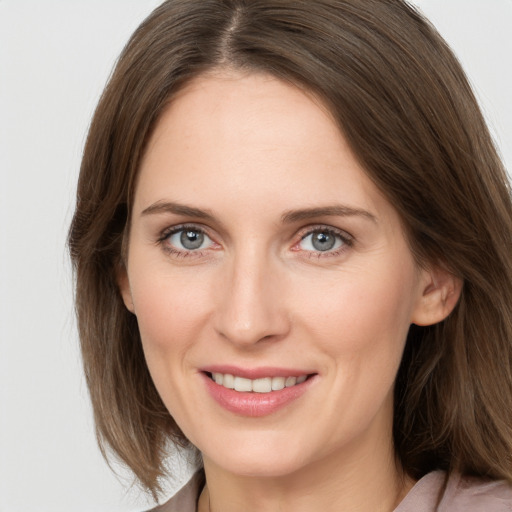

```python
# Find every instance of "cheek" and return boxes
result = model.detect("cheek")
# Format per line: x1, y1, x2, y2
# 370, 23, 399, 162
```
135, 282, 205, 342
128, 270, 216, 423
295, 258, 418, 373
292, 264, 417, 438
128, 264, 214, 378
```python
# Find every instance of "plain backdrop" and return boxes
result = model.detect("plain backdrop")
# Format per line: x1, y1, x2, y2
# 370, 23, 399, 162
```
0, 1, 511, 511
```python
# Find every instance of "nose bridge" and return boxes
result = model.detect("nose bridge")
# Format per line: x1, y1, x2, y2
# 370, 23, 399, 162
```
214, 243, 288, 346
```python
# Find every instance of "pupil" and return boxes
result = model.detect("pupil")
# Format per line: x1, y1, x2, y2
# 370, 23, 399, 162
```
312, 232, 335, 251
180, 230, 204, 250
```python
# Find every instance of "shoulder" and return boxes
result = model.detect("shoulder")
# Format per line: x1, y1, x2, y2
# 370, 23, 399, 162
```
440, 472, 512, 512
395, 470, 512, 512
146, 471, 204, 512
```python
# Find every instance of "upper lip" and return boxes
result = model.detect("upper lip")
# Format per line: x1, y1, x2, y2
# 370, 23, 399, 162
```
200, 365, 316, 380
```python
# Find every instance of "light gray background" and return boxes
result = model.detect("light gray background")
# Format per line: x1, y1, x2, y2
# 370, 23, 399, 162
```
1, 1, 511, 511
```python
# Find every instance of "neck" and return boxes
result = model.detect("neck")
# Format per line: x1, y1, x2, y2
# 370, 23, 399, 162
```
199, 428, 413, 512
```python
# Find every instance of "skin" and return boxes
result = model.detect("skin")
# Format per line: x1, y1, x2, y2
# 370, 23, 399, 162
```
119, 70, 461, 512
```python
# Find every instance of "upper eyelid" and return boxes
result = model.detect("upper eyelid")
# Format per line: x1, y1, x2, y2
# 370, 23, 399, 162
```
296, 224, 353, 241
160, 223, 212, 239
158, 225, 217, 258
293, 226, 354, 258
157, 224, 217, 254
161, 220, 235, 245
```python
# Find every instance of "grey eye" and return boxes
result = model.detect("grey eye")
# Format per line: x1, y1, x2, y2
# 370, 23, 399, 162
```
168, 228, 212, 251
181, 230, 204, 250
299, 230, 343, 252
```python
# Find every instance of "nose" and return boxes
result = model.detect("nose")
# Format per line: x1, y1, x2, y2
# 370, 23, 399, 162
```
213, 250, 290, 347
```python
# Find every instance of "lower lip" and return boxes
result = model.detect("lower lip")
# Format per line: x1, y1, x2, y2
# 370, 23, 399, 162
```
202, 373, 315, 417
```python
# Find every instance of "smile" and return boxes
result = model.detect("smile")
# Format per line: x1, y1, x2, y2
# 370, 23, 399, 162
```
202, 368, 316, 417
209, 373, 308, 393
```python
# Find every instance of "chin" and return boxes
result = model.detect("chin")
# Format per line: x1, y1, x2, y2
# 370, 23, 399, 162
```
212, 454, 307, 478
200, 432, 313, 478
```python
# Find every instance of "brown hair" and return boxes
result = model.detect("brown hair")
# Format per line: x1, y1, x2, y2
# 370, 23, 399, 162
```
68, 0, 512, 497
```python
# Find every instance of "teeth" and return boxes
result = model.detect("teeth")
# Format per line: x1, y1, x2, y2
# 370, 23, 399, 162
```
285, 376, 297, 387
271, 376, 285, 391
234, 376, 252, 392
253, 377, 272, 393
211, 373, 308, 393
223, 373, 235, 389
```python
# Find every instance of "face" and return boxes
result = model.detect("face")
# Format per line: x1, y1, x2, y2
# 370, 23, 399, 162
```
120, 71, 439, 479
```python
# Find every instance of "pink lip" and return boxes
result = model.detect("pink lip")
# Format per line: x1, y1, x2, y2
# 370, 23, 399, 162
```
200, 370, 316, 417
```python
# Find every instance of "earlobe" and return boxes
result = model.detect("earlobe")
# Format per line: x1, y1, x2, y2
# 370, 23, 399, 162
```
117, 265, 135, 314
411, 266, 462, 326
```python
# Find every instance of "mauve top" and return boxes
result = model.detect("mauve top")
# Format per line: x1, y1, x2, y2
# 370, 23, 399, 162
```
150, 470, 512, 512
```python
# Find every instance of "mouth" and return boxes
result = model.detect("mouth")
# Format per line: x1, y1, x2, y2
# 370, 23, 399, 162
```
205, 372, 311, 393
200, 366, 317, 416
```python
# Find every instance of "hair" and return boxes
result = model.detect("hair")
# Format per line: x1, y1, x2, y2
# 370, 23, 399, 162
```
68, 0, 512, 498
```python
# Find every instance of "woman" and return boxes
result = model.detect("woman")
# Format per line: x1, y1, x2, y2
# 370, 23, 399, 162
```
68, 1, 512, 510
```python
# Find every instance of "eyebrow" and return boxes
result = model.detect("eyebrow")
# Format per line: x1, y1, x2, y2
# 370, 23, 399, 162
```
281, 205, 377, 224
141, 201, 377, 224
141, 201, 216, 221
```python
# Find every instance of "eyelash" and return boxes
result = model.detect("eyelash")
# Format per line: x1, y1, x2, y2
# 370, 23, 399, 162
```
158, 224, 216, 258
157, 224, 354, 259
294, 226, 353, 258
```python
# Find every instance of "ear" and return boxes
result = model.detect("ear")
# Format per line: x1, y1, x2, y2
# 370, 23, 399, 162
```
411, 265, 462, 326
117, 264, 135, 314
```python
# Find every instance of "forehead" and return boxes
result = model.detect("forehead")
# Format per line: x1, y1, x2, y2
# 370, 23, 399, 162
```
134, 70, 392, 225
143, 70, 344, 167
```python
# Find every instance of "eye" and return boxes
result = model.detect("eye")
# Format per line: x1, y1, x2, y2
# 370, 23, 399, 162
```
298, 229, 348, 253
165, 227, 214, 251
